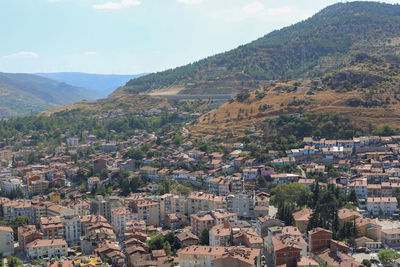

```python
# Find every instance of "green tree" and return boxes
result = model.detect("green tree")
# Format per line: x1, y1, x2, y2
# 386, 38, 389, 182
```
378, 249, 400, 264
199, 227, 210, 245
148, 234, 165, 250
7, 256, 22, 267
271, 183, 312, 208
361, 259, 371, 267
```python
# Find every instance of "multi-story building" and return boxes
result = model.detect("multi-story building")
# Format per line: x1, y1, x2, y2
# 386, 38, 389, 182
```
381, 228, 400, 248
61, 214, 81, 244
366, 197, 398, 216
90, 195, 111, 221
17, 225, 43, 253
111, 207, 138, 236
40, 217, 64, 240
133, 200, 160, 226
80, 215, 108, 235
187, 192, 226, 215
348, 179, 368, 199
178, 246, 261, 267
0, 178, 21, 193
191, 210, 237, 236
160, 194, 186, 222
308, 228, 332, 253
3, 200, 34, 222
209, 227, 231, 247
26, 239, 68, 259
0, 226, 14, 256
227, 193, 255, 219
29, 179, 49, 195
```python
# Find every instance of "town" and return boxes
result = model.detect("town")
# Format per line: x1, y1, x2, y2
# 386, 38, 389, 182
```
1, 124, 400, 267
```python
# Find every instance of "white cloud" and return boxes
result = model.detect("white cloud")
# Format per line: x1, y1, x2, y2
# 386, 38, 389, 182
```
83, 51, 97, 55
243, 2, 264, 15
177, 0, 203, 4
3, 51, 39, 59
93, 0, 141, 9
267, 6, 293, 16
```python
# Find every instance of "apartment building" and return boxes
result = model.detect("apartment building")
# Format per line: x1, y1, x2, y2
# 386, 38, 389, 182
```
111, 207, 138, 236
133, 200, 160, 226
366, 197, 398, 216
178, 246, 261, 267
17, 225, 43, 253
61, 214, 81, 244
0, 226, 14, 256
26, 239, 68, 259
40, 217, 64, 240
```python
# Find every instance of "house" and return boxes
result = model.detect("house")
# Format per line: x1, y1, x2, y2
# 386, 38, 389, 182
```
175, 232, 199, 248
338, 209, 361, 225
88, 176, 100, 191
381, 228, 400, 248
139, 166, 159, 180
243, 168, 258, 180
292, 209, 312, 233
0, 226, 14, 256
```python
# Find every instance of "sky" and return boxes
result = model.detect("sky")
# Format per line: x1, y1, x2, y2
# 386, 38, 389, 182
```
0, 0, 399, 74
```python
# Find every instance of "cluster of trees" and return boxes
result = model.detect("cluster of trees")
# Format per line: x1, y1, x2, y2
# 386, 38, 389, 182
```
263, 113, 365, 143
0, 216, 29, 241
272, 182, 359, 241
0, 111, 184, 148
147, 232, 181, 256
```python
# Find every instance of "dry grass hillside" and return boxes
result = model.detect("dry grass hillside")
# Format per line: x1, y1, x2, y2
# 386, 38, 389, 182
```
190, 56, 400, 138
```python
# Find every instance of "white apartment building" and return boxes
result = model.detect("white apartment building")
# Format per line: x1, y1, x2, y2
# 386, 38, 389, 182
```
62, 214, 81, 244
111, 207, 138, 236
366, 197, 398, 216
26, 239, 68, 259
0, 178, 21, 193
0, 226, 14, 256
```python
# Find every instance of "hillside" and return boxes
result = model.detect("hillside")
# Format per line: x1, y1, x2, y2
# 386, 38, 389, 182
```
112, 1, 400, 97
37, 72, 147, 97
189, 55, 400, 140
0, 73, 100, 118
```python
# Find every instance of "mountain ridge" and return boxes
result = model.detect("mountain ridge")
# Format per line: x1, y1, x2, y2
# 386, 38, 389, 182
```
112, 1, 400, 97
0, 72, 100, 118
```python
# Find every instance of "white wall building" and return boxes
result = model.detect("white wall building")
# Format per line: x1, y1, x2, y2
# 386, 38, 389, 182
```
366, 197, 398, 216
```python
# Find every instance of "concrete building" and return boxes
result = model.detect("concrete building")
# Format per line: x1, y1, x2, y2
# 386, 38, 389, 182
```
227, 193, 255, 219
366, 197, 398, 216
111, 207, 138, 236
62, 214, 81, 244
133, 200, 160, 226
17, 225, 43, 253
0, 226, 14, 256
26, 239, 68, 259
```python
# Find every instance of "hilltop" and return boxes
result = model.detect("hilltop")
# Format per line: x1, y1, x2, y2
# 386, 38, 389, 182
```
0, 73, 100, 118
190, 54, 400, 140
113, 1, 400, 97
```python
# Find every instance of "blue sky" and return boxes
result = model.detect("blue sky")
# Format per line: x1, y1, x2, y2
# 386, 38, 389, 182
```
0, 0, 399, 74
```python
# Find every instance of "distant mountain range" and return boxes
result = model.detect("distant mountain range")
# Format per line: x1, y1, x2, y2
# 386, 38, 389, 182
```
0, 73, 101, 118
37, 72, 147, 97
112, 1, 400, 96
